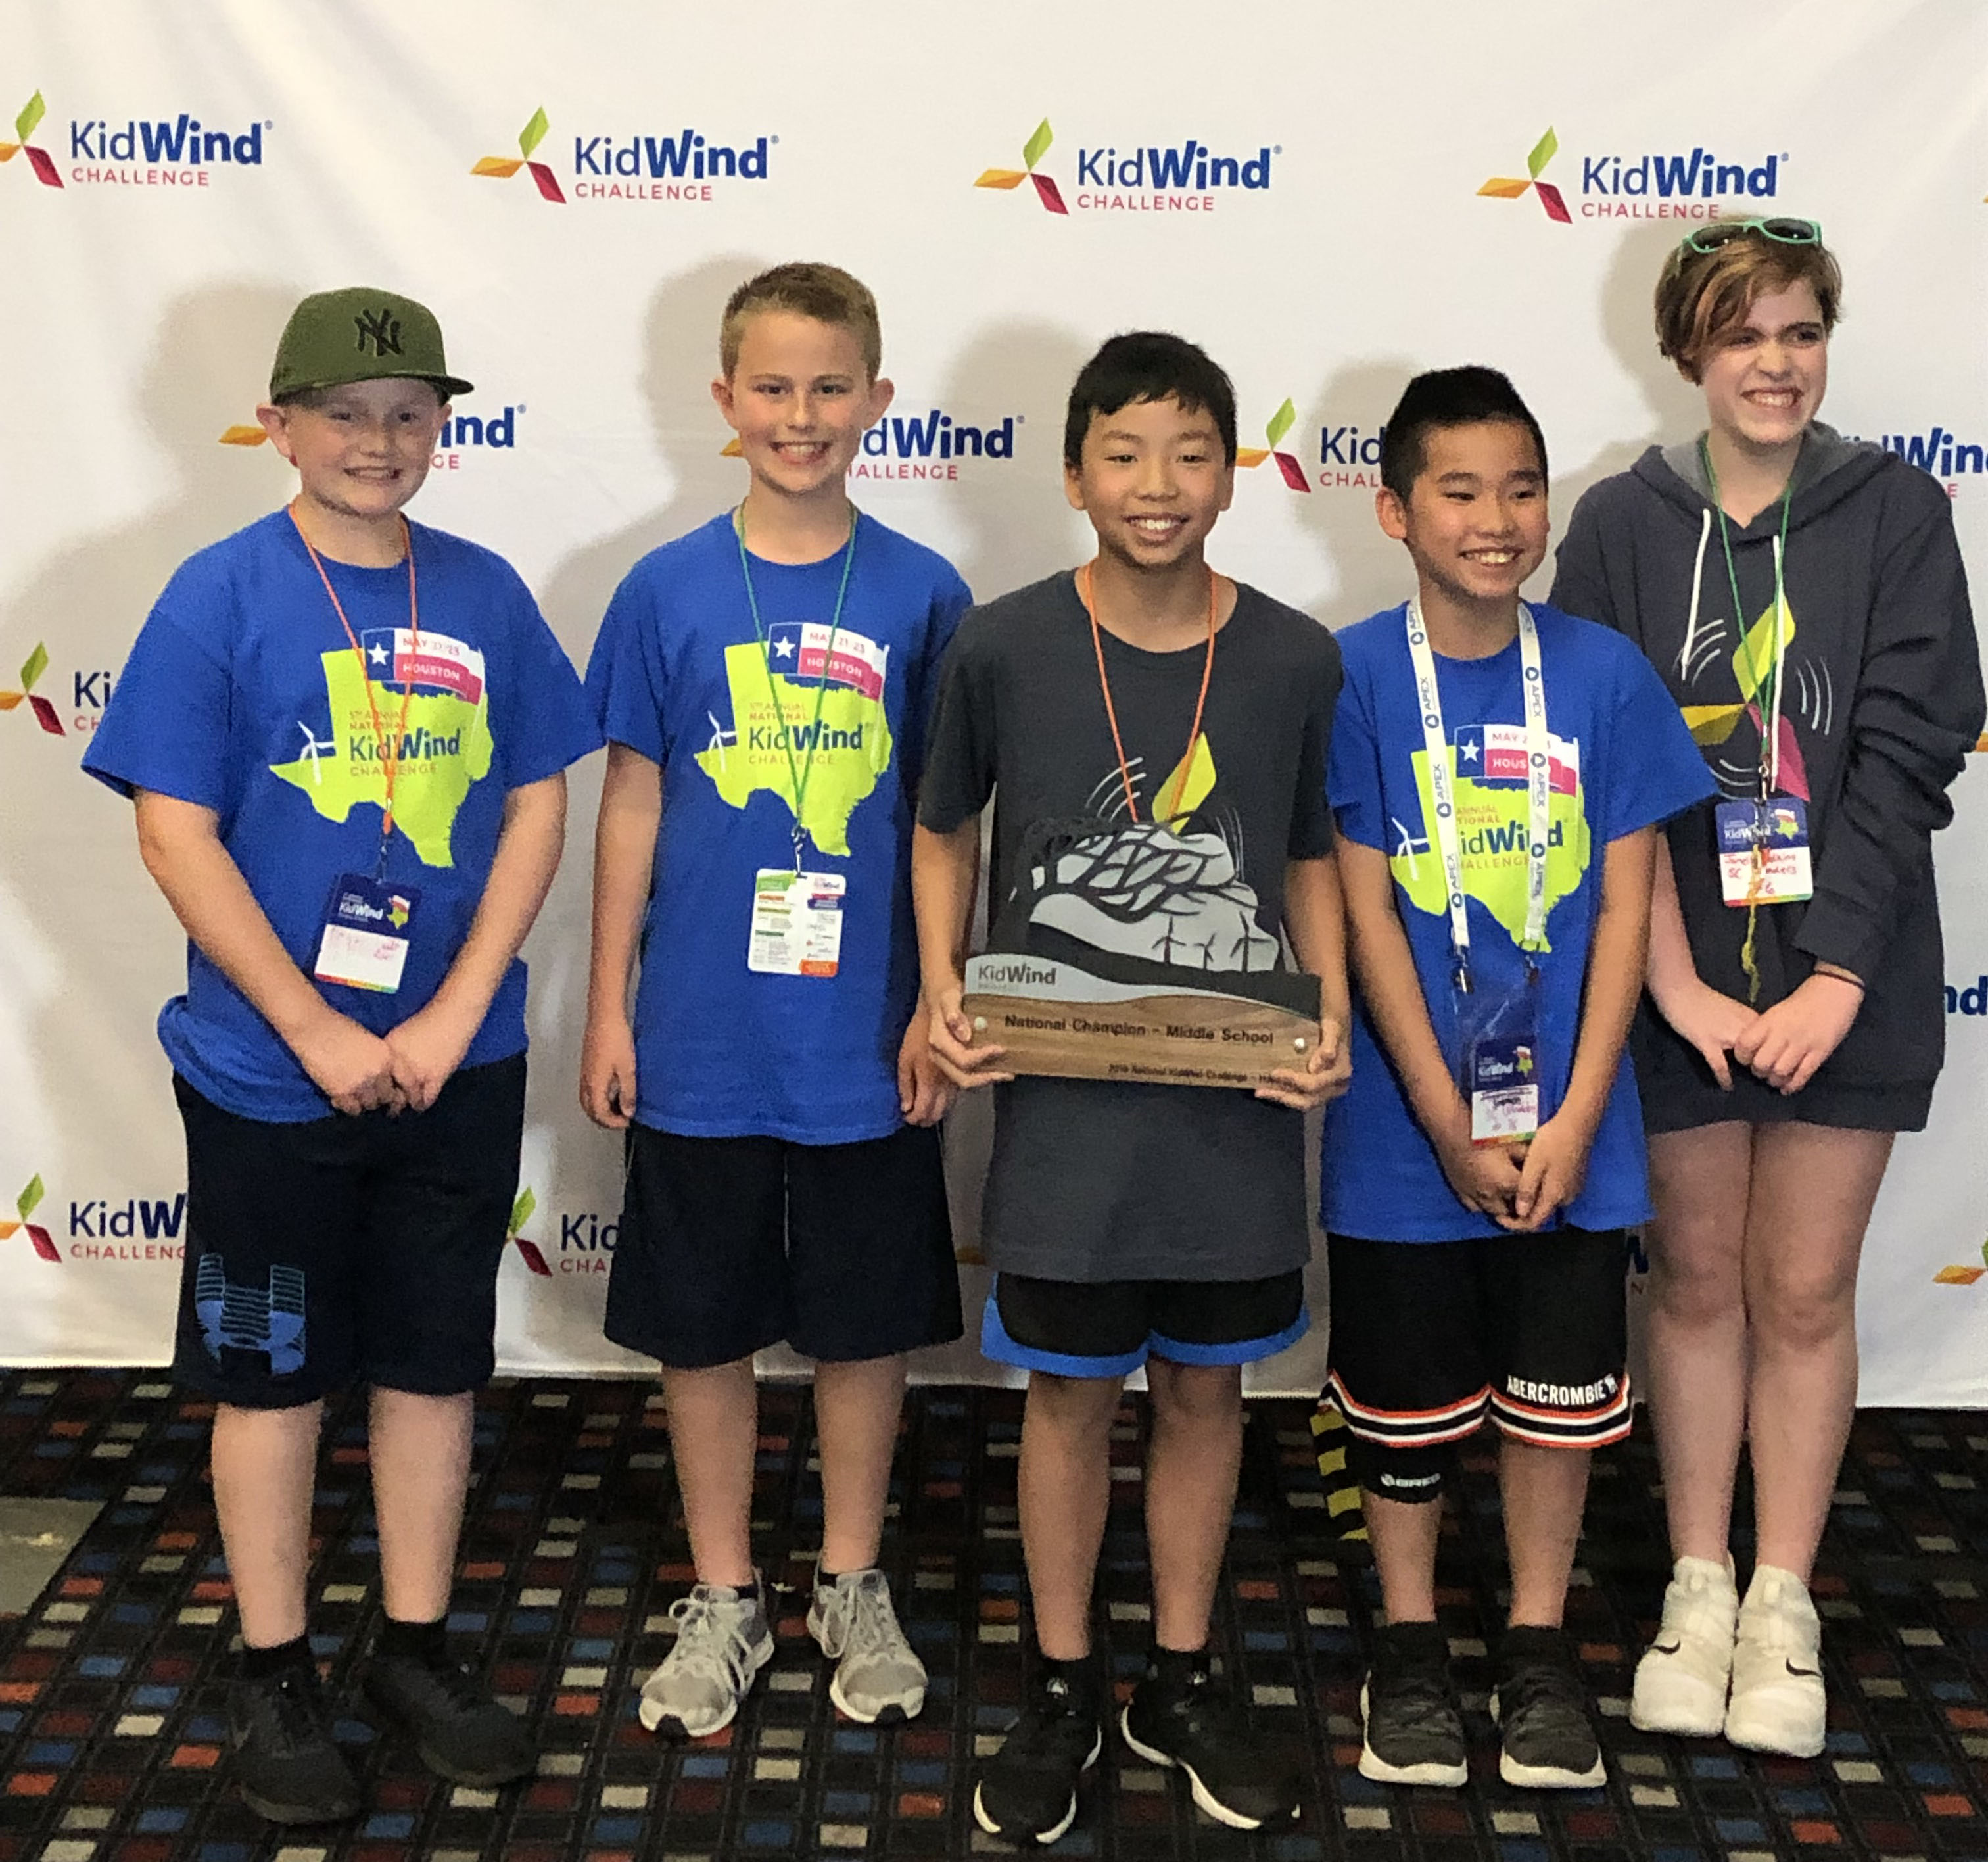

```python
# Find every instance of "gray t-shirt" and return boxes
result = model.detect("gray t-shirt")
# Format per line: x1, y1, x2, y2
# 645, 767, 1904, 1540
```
919, 571, 1341, 1283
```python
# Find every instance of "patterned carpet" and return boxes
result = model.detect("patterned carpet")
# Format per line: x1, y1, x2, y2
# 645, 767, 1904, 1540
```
0, 1370, 1982, 1861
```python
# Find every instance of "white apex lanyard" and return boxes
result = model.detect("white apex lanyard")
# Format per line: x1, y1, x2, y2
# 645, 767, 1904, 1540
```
1406, 598, 1552, 988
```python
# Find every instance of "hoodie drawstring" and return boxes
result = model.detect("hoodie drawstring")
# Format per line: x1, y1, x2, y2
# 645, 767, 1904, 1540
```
1678, 507, 1711, 682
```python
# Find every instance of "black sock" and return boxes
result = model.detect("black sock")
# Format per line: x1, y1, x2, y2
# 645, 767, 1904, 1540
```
1151, 1642, 1210, 1687
1037, 1652, 1099, 1711
239, 1634, 312, 1680
379, 1615, 448, 1667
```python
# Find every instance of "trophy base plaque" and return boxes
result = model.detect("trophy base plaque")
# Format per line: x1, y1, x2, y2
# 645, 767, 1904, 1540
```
962, 953, 1321, 1089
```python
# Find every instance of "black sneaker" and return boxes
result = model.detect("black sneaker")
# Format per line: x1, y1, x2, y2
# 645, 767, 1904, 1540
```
1491, 1626, 1606, 1788
362, 1649, 536, 1787
1120, 1654, 1300, 1829
972, 1669, 1103, 1846
227, 1662, 362, 1825
1359, 1621, 1467, 1787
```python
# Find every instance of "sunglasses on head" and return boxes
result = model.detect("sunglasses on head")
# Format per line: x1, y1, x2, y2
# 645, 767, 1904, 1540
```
1680, 217, 1822, 256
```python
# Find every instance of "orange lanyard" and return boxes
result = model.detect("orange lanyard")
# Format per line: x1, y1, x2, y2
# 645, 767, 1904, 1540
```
289, 504, 421, 847
1076, 560, 1216, 824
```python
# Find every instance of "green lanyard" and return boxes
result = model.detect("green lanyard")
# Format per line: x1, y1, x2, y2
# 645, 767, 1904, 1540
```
734, 504, 859, 865
1699, 437, 1795, 1005
1699, 435, 1793, 803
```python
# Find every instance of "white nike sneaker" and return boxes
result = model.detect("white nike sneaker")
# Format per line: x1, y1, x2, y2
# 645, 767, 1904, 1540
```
1631, 1555, 1738, 1736
1725, 1565, 1825, 1757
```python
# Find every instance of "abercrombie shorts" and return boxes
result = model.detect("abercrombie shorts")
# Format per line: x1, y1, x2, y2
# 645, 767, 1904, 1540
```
170, 1055, 526, 1408
1323, 1228, 1632, 1502
604, 1123, 961, 1370
983, 1269, 1308, 1379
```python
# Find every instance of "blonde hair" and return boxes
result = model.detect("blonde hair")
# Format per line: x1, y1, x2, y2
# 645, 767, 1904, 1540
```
1654, 229, 1842, 383
719, 262, 882, 380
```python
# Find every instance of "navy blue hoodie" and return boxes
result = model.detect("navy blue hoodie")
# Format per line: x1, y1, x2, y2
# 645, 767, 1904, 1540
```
1552, 425, 1983, 1105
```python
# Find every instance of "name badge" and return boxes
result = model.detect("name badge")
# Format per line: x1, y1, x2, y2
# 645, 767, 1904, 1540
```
1469, 1032, 1540, 1145
314, 874, 421, 994
748, 869, 846, 978
1459, 986, 1539, 1145
1716, 798, 1814, 907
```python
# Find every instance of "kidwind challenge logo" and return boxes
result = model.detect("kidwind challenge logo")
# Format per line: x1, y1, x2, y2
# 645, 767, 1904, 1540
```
721, 405, 1024, 485
508, 1185, 616, 1277
3, 87, 270, 191
1, 644, 64, 736
1, 1171, 188, 1264
473, 103, 774, 205
1480, 124, 1788, 224
976, 116, 1279, 216
1237, 400, 1310, 493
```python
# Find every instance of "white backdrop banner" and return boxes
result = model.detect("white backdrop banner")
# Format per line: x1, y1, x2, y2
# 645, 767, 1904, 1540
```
3, 0, 1985, 1402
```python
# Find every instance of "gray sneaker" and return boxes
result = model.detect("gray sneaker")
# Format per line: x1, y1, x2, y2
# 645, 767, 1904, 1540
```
638, 1581, 774, 1738
808, 1568, 926, 1723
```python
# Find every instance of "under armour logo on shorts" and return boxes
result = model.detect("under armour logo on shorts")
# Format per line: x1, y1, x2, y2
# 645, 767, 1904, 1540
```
353, 307, 404, 357
195, 1257, 307, 1375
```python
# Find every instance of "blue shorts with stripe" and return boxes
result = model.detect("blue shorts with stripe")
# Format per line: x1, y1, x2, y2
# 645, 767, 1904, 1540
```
982, 1269, 1307, 1379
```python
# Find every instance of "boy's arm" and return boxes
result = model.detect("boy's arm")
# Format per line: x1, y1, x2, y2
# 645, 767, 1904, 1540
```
580, 742, 661, 1130
1336, 837, 1525, 1223
912, 819, 1011, 1088
1257, 854, 1352, 1110
133, 791, 403, 1116
1509, 824, 1655, 1229
387, 772, 568, 1112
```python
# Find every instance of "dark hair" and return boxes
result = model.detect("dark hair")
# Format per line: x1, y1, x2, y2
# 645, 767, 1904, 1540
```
1378, 366, 1548, 500
1063, 331, 1237, 469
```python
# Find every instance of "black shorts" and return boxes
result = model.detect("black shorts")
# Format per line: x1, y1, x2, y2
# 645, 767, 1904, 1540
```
171, 1055, 527, 1409
604, 1123, 962, 1370
982, 1270, 1307, 1379
1323, 1229, 1631, 1500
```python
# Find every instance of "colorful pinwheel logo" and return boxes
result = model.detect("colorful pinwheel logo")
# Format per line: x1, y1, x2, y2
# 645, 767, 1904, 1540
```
1933, 1239, 1987, 1287
1680, 596, 1809, 800
0, 92, 62, 189
1, 644, 64, 736
508, 1187, 552, 1277
473, 107, 565, 204
975, 118, 1066, 215
0, 1177, 60, 1263
1236, 400, 1310, 492
1479, 127, 1569, 224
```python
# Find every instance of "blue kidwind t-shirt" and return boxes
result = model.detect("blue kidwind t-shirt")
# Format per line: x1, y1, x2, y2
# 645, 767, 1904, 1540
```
586, 511, 970, 1142
1321, 601, 1715, 1241
83, 510, 603, 1122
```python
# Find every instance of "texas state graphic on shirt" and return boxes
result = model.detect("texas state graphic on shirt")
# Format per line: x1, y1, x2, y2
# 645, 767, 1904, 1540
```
693, 623, 894, 857
1389, 724, 1591, 950
269, 628, 494, 869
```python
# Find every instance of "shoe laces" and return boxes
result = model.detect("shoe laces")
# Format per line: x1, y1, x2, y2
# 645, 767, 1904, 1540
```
419, 1657, 492, 1716
261, 1665, 331, 1755
1005, 1676, 1099, 1760
1661, 1575, 1736, 1646
1499, 1643, 1584, 1721
829, 1573, 907, 1663
1371, 1645, 1456, 1736
667, 1589, 762, 1694
1158, 1665, 1246, 1740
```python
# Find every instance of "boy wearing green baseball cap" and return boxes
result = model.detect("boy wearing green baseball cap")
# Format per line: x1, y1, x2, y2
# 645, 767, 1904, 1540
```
84, 288, 602, 1823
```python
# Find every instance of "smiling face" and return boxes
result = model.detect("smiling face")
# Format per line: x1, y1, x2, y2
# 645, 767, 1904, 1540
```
1694, 279, 1829, 456
1377, 419, 1549, 615
712, 310, 893, 504
1064, 393, 1235, 572
257, 378, 447, 531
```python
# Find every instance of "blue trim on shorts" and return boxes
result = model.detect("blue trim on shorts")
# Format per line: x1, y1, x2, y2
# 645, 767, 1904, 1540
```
980, 1293, 1147, 1380
1149, 1306, 1310, 1367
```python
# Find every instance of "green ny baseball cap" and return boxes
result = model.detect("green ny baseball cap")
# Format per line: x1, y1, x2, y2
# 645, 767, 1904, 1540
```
269, 287, 474, 403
